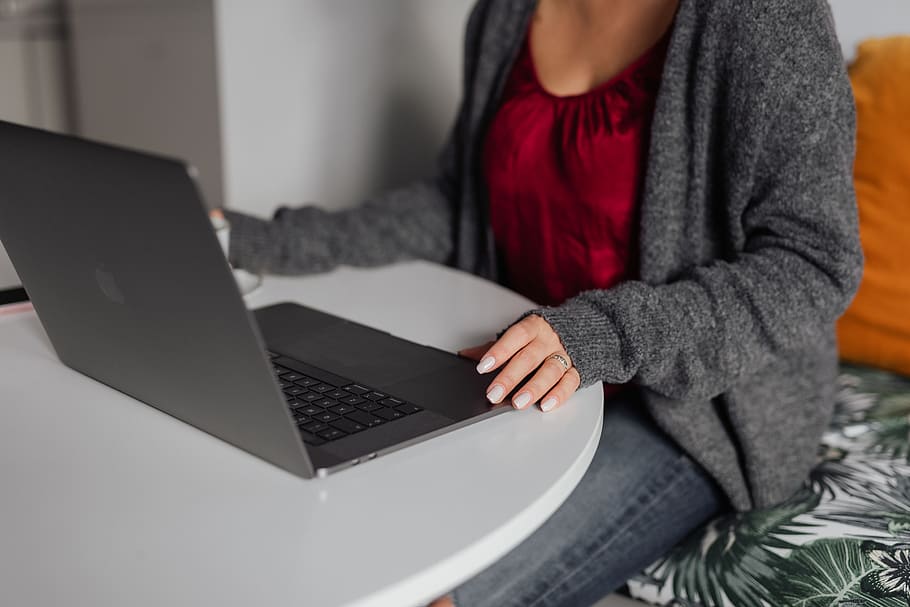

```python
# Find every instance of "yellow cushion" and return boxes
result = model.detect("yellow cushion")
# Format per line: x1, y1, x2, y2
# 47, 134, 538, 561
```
837, 36, 910, 376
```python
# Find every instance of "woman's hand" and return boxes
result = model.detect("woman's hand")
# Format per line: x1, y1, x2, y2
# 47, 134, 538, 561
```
458, 315, 580, 412
209, 209, 230, 258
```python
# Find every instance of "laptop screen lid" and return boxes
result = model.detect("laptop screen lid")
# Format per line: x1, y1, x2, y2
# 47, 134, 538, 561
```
0, 121, 314, 479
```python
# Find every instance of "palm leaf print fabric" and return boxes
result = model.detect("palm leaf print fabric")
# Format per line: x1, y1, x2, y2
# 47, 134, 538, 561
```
628, 364, 910, 607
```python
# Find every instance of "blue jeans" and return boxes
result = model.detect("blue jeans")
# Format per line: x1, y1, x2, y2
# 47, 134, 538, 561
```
451, 390, 727, 607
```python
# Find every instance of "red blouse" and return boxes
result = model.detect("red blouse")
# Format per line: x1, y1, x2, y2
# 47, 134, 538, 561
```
484, 32, 669, 308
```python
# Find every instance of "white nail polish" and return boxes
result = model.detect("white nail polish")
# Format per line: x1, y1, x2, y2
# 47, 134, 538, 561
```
513, 392, 532, 409
476, 356, 496, 374
541, 397, 558, 412
487, 384, 505, 403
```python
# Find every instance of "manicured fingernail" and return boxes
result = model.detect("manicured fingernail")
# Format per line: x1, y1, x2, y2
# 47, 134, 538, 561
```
513, 392, 532, 409
487, 384, 505, 403
476, 356, 496, 373
541, 397, 558, 412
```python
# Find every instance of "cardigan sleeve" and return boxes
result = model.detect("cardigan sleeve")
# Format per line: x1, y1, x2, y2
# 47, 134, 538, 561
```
222, 115, 461, 275
527, 2, 864, 401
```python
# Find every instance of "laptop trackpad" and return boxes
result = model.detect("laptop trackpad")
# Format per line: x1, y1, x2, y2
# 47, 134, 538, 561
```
258, 305, 458, 389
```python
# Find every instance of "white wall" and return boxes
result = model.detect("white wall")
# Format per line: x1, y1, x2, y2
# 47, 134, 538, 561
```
214, 0, 474, 217
828, 0, 910, 60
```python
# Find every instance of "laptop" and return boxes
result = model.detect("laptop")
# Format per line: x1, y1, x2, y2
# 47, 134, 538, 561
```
0, 121, 510, 478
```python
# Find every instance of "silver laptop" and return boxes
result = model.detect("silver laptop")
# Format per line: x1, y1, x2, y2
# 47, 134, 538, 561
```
0, 121, 510, 478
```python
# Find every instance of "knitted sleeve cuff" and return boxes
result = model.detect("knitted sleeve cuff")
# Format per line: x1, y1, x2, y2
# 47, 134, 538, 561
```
221, 209, 276, 273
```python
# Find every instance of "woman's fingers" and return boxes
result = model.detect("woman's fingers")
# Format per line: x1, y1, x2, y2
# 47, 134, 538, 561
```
485, 339, 551, 404
539, 368, 581, 413
472, 315, 579, 411
475, 317, 541, 375
510, 352, 572, 410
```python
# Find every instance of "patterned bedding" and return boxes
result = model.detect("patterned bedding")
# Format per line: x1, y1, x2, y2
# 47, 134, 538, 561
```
627, 364, 910, 607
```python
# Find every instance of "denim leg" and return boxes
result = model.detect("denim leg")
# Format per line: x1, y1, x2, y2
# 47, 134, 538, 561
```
451, 391, 727, 607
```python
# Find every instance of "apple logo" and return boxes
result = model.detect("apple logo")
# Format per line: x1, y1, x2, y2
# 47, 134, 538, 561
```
95, 265, 125, 304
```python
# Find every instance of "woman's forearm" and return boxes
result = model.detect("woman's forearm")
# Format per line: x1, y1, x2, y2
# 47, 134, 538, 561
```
223, 176, 456, 275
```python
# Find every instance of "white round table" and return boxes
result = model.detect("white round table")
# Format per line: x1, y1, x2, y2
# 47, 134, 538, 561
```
0, 261, 603, 607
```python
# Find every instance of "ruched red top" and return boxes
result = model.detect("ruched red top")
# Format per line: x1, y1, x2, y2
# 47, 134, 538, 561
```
484, 32, 670, 308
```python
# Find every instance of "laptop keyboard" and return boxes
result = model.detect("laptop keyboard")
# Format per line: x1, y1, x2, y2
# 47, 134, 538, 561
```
268, 351, 423, 447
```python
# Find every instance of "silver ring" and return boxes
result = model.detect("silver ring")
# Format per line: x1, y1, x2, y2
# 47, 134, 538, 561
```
548, 353, 571, 372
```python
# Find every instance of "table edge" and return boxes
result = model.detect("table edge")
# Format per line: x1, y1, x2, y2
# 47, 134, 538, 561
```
353, 397, 605, 607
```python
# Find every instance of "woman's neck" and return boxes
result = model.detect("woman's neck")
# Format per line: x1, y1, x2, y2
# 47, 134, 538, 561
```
530, 0, 679, 96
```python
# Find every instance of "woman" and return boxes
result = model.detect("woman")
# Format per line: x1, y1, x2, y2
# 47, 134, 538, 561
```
221, 0, 863, 604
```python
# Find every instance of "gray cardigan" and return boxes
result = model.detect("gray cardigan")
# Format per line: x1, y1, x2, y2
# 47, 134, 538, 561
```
224, 0, 863, 511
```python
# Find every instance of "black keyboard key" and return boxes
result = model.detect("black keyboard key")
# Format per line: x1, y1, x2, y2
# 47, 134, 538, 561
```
311, 383, 334, 393
346, 410, 384, 427
294, 376, 318, 388
314, 411, 339, 423
276, 380, 291, 389
280, 372, 306, 382
356, 401, 381, 412
341, 394, 366, 406
344, 384, 370, 395
318, 428, 346, 441
331, 418, 366, 434
314, 397, 339, 409
284, 386, 306, 397
294, 415, 311, 425
287, 399, 304, 409
326, 389, 348, 400
299, 431, 325, 446
298, 405, 323, 417
329, 403, 357, 416
365, 391, 387, 401
300, 392, 322, 402
395, 403, 423, 415
301, 421, 329, 434
375, 407, 405, 421
380, 397, 405, 408
273, 366, 291, 376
